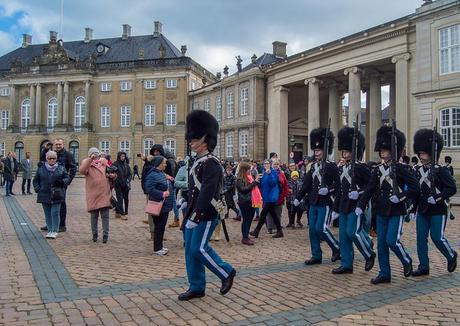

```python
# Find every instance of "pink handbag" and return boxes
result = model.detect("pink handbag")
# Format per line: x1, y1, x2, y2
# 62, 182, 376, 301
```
145, 200, 164, 216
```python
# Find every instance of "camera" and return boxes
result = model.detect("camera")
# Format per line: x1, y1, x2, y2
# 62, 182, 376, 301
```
137, 153, 142, 157
106, 166, 118, 174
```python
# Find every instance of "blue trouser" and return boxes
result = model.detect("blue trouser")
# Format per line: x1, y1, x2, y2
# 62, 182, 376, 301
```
309, 205, 339, 260
376, 214, 412, 278
42, 203, 62, 233
339, 212, 373, 269
172, 190, 179, 220
416, 214, 456, 271
184, 218, 233, 292
239, 202, 254, 239
5, 179, 13, 195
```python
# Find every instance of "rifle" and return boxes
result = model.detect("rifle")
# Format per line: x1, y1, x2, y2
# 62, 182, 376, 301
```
315, 118, 331, 204
387, 119, 400, 216
345, 114, 359, 212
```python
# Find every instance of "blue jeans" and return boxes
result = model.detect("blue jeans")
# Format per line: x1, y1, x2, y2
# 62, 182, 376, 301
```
416, 214, 456, 271
339, 212, 373, 269
308, 205, 339, 260
172, 190, 179, 220
42, 203, 61, 233
239, 202, 254, 239
5, 180, 13, 195
376, 215, 412, 278
184, 218, 233, 292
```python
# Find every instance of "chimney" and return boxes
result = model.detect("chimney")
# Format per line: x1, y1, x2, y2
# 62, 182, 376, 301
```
22, 34, 32, 48
181, 45, 187, 56
122, 24, 131, 40
154, 21, 162, 36
84, 27, 93, 43
272, 41, 287, 58
49, 31, 58, 43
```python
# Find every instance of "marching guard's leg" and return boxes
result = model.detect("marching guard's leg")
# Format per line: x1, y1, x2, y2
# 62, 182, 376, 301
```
386, 216, 412, 277
430, 214, 457, 272
414, 213, 431, 276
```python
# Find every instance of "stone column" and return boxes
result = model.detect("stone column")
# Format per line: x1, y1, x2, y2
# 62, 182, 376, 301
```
29, 84, 35, 126
267, 85, 289, 161
9, 85, 17, 127
344, 67, 362, 126
328, 83, 340, 159
84, 80, 91, 125
392, 53, 411, 139
364, 89, 370, 161
369, 74, 382, 161
35, 83, 42, 126
57, 82, 63, 124
63, 82, 69, 125
305, 78, 321, 151
389, 80, 396, 121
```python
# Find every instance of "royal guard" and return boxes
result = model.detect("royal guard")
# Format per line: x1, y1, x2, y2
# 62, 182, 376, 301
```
356, 124, 419, 284
331, 126, 376, 274
294, 127, 340, 265
412, 128, 457, 276
179, 110, 236, 301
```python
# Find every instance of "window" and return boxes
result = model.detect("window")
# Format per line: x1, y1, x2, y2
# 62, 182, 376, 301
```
166, 79, 177, 89
100, 106, 111, 128
21, 99, 31, 131
227, 91, 234, 119
74, 96, 86, 132
144, 80, 156, 89
144, 105, 156, 126
119, 140, 130, 157
191, 81, 197, 90
15, 141, 24, 163
47, 98, 58, 131
440, 107, 460, 147
164, 138, 176, 156
69, 140, 79, 164
192, 102, 200, 111
1, 110, 9, 130
0, 87, 10, 96
204, 99, 210, 112
100, 82, 112, 92
166, 104, 177, 126
240, 87, 249, 116
120, 105, 131, 127
239, 131, 249, 157
226, 133, 234, 158
439, 24, 460, 74
216, 96, 222, 121
144, 138, 154, 156
0, 142, 4, 157
214, 137, 221, 158
100, 140, 110, 154
120, 80, 132, 91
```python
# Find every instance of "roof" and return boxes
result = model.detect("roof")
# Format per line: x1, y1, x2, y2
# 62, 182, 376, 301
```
0, 33, 183, 72
242, 53, 283, 72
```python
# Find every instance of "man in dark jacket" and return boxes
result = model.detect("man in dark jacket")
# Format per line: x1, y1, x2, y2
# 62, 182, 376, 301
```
2, 152, 19, 196
113, 151, 132, 219
223, 164, 241, 220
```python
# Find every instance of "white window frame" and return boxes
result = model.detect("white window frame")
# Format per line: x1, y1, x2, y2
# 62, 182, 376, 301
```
227, 91, 234, 119
239, 130, 249, 157
439, 24, 460, 75
440, 107, 460, 148
240, 87, 249, 116
1, 110, 9, 130
100, 82, 112, 92
166, 79, 177, 89
99, 140, 110, 154
166, 104, 177, 126
0, 142, 5, 157
144, 138, 154, 156
144, 80, 156, 89
21, 98, 31, 131
120, 105, 131, 127
204, 99, 210, 112
192, 102, 200, 111
74, 96, 86, 132
0, 87, 10, 97
164, 138, 176, 156
216, 96, 222, 121
120, 80, 132, 91
119, 140, 131, 157
144, 104, 156, 126
47, 97, 58, 131
100, 106, 111, 128
226, 133, 234, 158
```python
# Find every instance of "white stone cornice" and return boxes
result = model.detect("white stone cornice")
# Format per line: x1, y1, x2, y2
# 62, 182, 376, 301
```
304, 77, 322, 86
276, 85, 290, 93
344, 66, 364, 76
391, 53, 411, 63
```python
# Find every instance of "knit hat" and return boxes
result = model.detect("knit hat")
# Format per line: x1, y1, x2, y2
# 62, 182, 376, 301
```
88, 147, 100, 157
152, 155, 165, 168
291, 171, 299, 178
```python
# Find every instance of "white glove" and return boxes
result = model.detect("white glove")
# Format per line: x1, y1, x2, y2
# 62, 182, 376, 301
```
185, 220, 198, 229
293, 199, 300, 207
409, 213, 416, 221
318, 187, 329, 196
389, 195, 400, 203
427, 196, 436, 205
355, 207, 363, 216
331, 211, 340, 220
348, 191, 359, 200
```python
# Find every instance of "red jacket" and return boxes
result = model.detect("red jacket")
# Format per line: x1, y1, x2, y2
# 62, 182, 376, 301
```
276, 168, 289, 205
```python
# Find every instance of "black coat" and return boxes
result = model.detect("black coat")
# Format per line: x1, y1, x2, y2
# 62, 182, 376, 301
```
236, 178, 258, 205
334, 162, 371, 213
113, 152, 132, 189
56, 149, 77, 183
33, 164, 70, 204
2, 157, 19, 181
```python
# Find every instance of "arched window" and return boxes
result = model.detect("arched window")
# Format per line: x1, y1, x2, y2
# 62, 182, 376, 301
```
15, 141, 24, 163
143, 138, 154, 156
74, 96, 86, 131
164, 138, 176, 156
21, 99, 31, 131
69, 140, 79, 164
47, 97, 58, 131
119, 140, 130, 158
440, 107, 460, 148
99, 140, 110, 155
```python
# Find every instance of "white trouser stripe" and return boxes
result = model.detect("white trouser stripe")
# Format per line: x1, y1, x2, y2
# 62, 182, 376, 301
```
396, 216, 411, 264
200, 221, 229, 279
323, 206, 339, 249
440, 215, 454, 258
355, 213, 370, 258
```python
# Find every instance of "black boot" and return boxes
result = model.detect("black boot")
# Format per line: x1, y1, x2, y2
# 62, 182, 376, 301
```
332, 266, 353, 274
92, 234, 98, 242
103, 235, 108, 244
249, 229, 259, 238
331, 249, 341, 262
403, 263, 413, 277
370, 275, 391, 285
412, 268, 429, 277
272, 230, 284, 238
304, 257, 322, 265
365, 252, 376, 272
448, 251, 457, 273
220, 269, 236, 295
178, 290, 205, 301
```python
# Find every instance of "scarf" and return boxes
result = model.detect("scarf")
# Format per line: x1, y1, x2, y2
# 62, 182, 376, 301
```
45, 162, 58, 172
248, 174, 263, 208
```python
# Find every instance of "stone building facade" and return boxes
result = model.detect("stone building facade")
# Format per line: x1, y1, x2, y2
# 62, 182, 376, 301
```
0, 22, 215, 165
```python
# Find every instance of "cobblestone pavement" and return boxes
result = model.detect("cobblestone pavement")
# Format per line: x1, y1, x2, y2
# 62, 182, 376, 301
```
1, 178, 460, 325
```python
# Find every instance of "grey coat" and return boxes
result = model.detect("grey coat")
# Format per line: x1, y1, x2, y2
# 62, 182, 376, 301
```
21, 158, 33, 179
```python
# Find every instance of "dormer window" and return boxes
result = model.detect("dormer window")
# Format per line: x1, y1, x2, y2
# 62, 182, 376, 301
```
96, 43, 109, 55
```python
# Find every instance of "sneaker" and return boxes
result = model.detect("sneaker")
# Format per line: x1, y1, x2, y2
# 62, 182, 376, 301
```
154, 248, 168, 256
45, 232, 53, 239
48, 232, 57, 239
162, 247, 169, 253
120, 215, 128, 220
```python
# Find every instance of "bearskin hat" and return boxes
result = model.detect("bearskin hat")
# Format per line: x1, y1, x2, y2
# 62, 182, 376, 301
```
413, 128, 443, 161
374, 125, 406, 158
310, 128, 334, 155
185, 110, 219, 151
338, 126, 366, 160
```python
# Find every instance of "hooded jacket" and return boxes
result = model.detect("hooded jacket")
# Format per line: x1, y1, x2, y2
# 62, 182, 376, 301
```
112, 152, 132, 188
